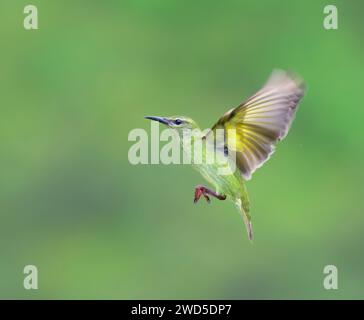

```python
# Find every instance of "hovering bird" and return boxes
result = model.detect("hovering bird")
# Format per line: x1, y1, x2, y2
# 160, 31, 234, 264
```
145, 70, 305, 241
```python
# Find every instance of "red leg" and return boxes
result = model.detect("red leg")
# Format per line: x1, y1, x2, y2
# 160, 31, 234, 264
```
194, 185, 227, 204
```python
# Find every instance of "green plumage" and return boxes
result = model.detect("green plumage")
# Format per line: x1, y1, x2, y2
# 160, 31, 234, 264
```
145, 70, 305, 241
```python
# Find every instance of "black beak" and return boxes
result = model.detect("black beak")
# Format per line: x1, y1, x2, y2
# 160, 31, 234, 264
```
144, 116, 170, 125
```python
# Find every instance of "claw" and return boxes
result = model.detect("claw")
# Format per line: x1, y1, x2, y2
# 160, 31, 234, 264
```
204, 194, 211, 203
194, 187, 203, 204
193, 185, 226, 204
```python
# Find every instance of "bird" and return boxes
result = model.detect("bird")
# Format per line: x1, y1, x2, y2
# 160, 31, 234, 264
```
145, 70, 305, 241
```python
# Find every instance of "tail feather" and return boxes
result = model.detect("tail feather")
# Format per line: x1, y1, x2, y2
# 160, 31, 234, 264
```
235, 199, 253, 242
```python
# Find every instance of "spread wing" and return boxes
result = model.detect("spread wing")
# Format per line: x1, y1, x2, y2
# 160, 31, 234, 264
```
207, 70, 305, 180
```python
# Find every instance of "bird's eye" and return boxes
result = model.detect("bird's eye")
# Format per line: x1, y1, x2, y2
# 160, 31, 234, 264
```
174, 119, 183, 125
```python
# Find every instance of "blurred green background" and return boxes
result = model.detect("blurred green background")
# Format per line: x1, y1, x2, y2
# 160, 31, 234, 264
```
1, 0, 363, 299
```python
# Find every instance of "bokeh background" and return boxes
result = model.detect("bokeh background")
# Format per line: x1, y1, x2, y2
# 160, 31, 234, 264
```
1, 0, 363, 299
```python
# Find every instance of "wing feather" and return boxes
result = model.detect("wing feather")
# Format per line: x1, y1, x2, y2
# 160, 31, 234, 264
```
208, 70, 305, 180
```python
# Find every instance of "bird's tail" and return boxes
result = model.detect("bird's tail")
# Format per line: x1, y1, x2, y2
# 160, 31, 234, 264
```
235, 197, 253, 242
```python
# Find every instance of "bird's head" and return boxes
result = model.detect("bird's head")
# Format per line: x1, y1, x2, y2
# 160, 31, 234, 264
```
144, 116, 198, 133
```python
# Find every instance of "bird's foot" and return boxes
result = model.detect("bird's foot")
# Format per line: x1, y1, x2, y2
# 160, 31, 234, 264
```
193, 185, 227, 204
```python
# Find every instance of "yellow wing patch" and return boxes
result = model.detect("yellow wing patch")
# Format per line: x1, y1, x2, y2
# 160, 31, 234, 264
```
210, 70, 305, 180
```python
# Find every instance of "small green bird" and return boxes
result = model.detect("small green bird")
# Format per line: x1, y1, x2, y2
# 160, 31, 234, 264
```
145, 70, 305, 241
